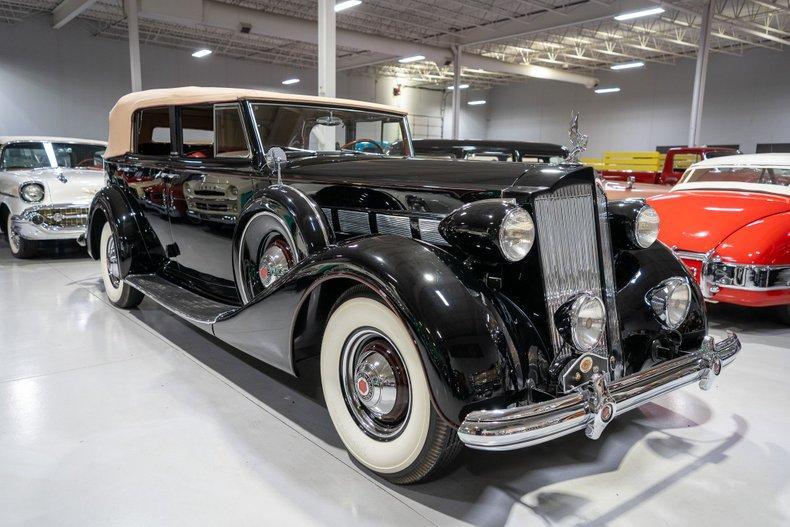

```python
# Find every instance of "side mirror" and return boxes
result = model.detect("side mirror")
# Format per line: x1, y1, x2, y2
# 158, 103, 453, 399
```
265, 147, 287, 185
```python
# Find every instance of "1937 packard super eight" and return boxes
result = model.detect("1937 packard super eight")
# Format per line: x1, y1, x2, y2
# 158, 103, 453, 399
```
87, 87, 740, 484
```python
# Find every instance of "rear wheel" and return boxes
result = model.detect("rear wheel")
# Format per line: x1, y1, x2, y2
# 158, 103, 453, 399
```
100, 222, 143, 308
320, 286, 462, 484
6, 214, 37, 259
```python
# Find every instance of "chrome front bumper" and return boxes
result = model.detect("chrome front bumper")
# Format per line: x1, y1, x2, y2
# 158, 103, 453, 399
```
458, 332, 741, 451
11, 204, 89, 241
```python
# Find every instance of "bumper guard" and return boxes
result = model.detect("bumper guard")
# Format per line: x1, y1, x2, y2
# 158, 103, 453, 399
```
457, 332, 741, 451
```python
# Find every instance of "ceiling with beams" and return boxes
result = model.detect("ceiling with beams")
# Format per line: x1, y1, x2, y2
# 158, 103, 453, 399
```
1, 0, 787, 90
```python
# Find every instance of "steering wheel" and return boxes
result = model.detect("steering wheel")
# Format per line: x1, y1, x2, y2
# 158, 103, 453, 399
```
341, 139, 385, 154
76, 158, 97, 168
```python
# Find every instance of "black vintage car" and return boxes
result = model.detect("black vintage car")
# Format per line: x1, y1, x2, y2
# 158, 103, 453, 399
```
392, 138, 567, 163
87, 87, 740, 484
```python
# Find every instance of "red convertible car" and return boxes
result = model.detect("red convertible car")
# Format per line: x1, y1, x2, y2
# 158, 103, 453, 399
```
648, 153, 790, 322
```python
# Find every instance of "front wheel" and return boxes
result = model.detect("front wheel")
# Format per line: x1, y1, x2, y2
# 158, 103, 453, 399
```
320, 286, 462, 484
99, 222, 143, 308
6, 215, 37, 259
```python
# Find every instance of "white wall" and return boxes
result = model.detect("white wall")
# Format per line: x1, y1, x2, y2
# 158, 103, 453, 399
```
484, 48, 790, 157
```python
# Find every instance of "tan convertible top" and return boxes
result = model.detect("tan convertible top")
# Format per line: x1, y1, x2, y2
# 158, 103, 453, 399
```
106, 86, 408, 158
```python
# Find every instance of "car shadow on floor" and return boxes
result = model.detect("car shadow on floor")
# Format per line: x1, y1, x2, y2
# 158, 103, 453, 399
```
121, 294, 749, 526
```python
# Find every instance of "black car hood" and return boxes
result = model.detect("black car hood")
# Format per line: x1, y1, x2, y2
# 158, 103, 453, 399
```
285, 156, 533, 193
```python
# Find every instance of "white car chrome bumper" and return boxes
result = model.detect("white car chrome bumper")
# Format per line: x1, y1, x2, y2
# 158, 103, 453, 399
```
11, 203, 89, 241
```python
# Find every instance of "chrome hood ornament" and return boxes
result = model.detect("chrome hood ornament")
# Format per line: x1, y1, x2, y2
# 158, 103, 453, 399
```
564, 110, 588, 164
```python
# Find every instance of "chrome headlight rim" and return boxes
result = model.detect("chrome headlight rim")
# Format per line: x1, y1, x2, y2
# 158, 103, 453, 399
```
647, 277, 692, 329
497, 207, 535, 262
20, 182, 45, 203
633, 204, 659, 248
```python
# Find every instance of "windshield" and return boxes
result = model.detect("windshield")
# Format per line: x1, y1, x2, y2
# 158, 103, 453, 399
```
250, 103, 410, 157
1, 142, 105, 170
683, 166, 790, 187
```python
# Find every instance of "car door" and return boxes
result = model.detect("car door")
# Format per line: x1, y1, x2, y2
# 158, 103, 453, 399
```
121, 106, 178, 259
165, 103, 260, 303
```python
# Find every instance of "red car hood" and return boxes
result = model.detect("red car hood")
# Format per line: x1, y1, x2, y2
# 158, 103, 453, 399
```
648, 190, 790, 253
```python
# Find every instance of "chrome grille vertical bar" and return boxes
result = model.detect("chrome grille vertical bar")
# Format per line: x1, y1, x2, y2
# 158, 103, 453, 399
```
533, 183, 606, 358
596, 183, 623, 380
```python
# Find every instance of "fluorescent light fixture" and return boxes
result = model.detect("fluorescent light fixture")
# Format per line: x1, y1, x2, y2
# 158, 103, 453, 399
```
447, 84, 470, 90
281, 78, 300, 85
595, 87, 621, 94
611, 61, 645, 70
192, 48, 212, 58
614, 7, 665, 21
335, 0, 361, 12
398, 54, 425, 63
467, 100, 486, 106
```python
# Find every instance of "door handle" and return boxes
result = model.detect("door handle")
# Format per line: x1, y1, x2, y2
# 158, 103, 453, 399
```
154, 171, 173, 181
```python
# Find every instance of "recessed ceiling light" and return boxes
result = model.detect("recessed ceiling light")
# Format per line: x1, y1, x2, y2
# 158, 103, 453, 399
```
398, 55, 425, 63
447, 84, 470, 90
335, 0, 361, 12
192, 49, 212, 58
614, 7, 665, 21
595, 87, 621, 94
281, 78, 300, 85
467, 100, 486, 105
611, 61, 645, 70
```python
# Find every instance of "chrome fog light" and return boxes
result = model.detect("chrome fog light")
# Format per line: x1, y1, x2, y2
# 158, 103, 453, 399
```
648, 277, 691, 329
634, 205, 659, 248
557, 293, 606, 352
498, 208, 535, 262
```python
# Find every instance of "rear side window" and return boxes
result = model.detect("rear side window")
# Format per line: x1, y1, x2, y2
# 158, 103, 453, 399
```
179, 104, 250, 159
135, 107, 171, 156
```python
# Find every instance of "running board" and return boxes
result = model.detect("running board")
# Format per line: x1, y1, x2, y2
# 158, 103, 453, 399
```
124, 274, 238, 325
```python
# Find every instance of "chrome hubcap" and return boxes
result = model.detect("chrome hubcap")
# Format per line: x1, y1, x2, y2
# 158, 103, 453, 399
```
7, 216, 19, 252
258, 237, 292, 288
105, 235, 120, 288
341, 328, 410, 440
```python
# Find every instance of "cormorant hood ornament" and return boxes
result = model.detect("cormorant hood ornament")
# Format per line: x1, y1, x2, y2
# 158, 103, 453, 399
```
564, 110, 588, 164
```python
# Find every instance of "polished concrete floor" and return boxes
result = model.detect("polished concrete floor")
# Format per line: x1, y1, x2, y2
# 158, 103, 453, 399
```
1, 239, 789, 527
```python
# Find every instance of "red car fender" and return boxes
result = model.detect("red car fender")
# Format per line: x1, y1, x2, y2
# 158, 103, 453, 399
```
714, 211, 790, 266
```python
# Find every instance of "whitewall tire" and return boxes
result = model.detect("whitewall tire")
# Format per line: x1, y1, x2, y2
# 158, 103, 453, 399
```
7, 214, 36, 259
320, 286, 461, 483
100, 222, 143, 308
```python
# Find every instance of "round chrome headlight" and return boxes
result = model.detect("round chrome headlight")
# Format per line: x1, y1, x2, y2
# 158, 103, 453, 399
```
20, 183, 45, 202
649, 277, 691, 329
634, 205, 659, 248
498, 208, 535, 262
570, 294, 606, 351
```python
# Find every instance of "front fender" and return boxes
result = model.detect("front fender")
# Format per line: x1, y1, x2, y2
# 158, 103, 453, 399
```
715, 211, 790, 265
87, 186, 156, 276
614, 241, 708, 374
215, 235, 537, 425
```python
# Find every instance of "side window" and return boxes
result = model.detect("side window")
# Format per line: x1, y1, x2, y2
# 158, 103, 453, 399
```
178, 104, 250, 158
135, 107, 171, 156
180, 105, 214, 158
215, 104, 250, 158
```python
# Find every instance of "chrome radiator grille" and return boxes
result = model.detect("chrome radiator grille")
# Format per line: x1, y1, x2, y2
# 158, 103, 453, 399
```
38, 206, 89, 229
533, 183, 606, 357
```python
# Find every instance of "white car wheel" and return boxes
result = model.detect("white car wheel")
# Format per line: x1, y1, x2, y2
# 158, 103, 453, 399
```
321, 287, 461, 483
6, 214, 36, 259
99, 222, 143, 308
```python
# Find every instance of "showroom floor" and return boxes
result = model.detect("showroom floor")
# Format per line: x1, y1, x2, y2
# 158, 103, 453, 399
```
1, 241, 788, 527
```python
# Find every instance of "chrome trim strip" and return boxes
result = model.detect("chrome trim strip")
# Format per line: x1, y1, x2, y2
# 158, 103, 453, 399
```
458, 332, 741, 451
596, 184, 623, 380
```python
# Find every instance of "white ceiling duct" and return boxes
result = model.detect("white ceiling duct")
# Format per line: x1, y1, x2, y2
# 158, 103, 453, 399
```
136, 0, 599, 89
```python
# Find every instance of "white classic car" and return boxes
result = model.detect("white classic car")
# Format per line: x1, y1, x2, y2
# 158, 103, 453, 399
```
0, 136, 107, 258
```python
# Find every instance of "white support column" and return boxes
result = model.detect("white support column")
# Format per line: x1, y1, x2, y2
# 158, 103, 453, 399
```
688, 0, 714, 147
317, 0, 336, 98
452, 45, 461, 140
124, 0, 142, 92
